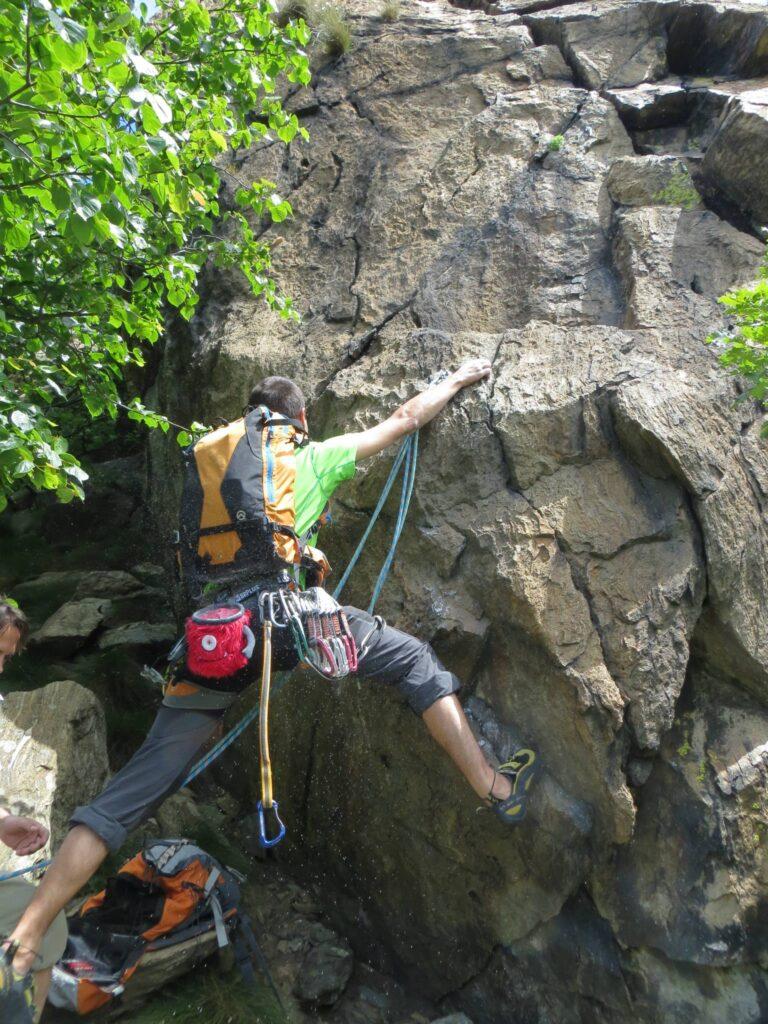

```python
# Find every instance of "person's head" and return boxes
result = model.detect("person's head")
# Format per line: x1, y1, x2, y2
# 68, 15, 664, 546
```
247, 376, 307, 430
0, 599, 29, 674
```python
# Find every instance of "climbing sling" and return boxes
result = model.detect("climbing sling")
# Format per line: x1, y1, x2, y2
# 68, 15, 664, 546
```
256, 619, 284, 848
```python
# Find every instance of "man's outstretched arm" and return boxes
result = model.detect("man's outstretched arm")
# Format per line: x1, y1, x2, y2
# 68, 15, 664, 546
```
341, 359, 492, 461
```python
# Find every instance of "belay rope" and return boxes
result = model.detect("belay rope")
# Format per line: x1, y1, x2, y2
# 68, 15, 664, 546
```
0, 432, 419, 880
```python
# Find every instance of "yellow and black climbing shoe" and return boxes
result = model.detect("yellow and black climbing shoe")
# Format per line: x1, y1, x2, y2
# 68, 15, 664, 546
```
488, 748, 538, 826
0, 945, 35, 1024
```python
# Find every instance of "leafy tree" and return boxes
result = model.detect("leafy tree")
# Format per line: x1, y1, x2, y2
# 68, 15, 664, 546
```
0, 0, 311, 509
712, 251, 768, 434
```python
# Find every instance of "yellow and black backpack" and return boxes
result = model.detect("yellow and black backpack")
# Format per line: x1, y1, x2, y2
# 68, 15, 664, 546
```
175, 406, 329, 601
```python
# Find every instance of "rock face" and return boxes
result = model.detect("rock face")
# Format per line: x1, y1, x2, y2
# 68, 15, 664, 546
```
147, 2, 768, 1022
0, 681, 109, 872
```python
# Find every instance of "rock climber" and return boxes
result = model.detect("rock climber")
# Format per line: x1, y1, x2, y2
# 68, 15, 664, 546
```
0, 601, 68, 1024
2, 360, 538, 987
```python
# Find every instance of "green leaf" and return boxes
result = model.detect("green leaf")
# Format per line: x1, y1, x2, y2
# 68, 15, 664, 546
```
126, 47, 158, 77
140, 99, 161, 134
2, 221, 31, 252
10, 410, 33, 432
50, 35, 88, 72
66, 214, 93, 244
1, 136, 32, 162
64, 463, 89, 483
47, 11, 88, 44
50, 182, 71, 211
0, 0, 307, 514
146, 92, 173, 126
73, 195, 102, 220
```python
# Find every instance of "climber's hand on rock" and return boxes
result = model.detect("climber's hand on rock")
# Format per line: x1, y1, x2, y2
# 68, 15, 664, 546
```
451, 359, 492, 390
0, 814, 49, 855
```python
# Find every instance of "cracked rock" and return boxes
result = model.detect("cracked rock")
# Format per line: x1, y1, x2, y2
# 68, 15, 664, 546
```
149, 1, 768, 1021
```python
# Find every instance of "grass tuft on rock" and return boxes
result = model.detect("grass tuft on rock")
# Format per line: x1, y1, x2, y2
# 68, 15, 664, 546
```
131, 965, 287, 1024
316, 5, 353, 57
380, 0, 401, 21
275, 0, 314, 28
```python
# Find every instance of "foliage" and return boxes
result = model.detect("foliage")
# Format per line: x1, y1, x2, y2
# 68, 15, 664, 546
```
275, 0, 314, 29
547, 134, 564, 152
380, 0, 401, 21
709, 251, 768, 434
654, 169, 700, 210
315, 5, 352, 57
0, 0, 312, 510
130, 965, 287, 1024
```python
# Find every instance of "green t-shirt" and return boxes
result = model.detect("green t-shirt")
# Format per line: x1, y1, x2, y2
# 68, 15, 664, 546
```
164, 434, 357, 710
294, 436, 358, 538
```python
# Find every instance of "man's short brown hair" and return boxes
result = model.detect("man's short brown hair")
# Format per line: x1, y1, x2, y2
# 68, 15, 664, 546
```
0, 599, 29, 652
247, 376, 306, 420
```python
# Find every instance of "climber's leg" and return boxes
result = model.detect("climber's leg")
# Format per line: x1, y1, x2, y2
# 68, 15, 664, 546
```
5, 706, 223, 976
422, 694, 510, 799
343, 607, 516, 803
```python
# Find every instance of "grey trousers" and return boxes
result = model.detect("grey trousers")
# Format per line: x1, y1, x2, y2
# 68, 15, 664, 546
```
71, 606, 460, 850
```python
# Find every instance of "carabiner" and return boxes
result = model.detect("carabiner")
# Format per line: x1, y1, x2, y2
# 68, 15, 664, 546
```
343, 633, 358, 673
259, 590, 285, 628
257, 800, 286, 848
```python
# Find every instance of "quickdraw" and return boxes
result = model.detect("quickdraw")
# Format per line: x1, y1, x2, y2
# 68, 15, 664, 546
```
259, 587, 358, 681
256, 618, 285, 849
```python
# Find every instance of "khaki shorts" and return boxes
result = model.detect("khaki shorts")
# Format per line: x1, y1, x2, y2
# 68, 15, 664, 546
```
0, 877, 67, 971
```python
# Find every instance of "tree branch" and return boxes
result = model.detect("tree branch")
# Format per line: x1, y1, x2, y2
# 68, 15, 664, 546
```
0, 170, 88, 192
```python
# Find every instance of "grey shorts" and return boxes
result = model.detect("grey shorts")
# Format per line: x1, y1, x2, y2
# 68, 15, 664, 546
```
0, 877, 68, 970
72, 606, 459, 850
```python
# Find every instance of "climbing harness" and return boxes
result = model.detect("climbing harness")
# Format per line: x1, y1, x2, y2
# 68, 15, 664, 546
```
0, 433, 419, 879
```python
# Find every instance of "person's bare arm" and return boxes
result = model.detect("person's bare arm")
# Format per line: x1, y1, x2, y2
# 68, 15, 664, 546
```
340, 359, 492, 461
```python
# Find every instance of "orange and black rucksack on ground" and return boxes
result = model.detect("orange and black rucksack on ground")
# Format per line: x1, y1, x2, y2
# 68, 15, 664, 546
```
175, 406, 329, 601
49, 839, 278, 1016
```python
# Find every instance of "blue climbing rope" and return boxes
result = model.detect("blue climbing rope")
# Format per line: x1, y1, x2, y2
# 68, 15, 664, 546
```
0, 432, 419, 881
0, 861, 51, 882
332, 432, 417, 609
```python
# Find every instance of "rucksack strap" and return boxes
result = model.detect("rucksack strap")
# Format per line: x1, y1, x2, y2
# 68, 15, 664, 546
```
245, 406, 307, 445
232, 912, 283, 1010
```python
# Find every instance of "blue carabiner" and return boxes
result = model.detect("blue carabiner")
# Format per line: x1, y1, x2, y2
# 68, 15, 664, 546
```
257, 800, 286, 848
